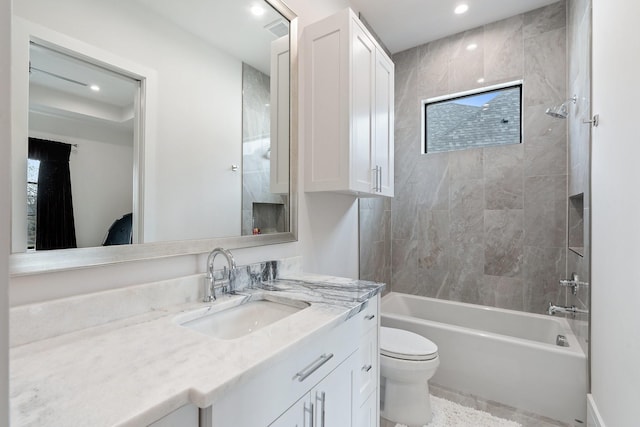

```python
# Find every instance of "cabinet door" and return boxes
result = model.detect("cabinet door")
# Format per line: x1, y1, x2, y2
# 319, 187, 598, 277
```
373, 48, 394, 197
270, 35, 290, 194
356, 393, 378, 427
350, 20, 375, 193
269, 395, 313, 427
312, 352, 355, 427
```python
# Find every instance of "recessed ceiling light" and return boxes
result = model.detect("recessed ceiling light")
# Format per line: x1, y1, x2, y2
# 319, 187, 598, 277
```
454, 4, 469, 14
250, 5, 265, 16
477, 77, 485, 83
466, 43, 478, 51
90, 84, 100, 92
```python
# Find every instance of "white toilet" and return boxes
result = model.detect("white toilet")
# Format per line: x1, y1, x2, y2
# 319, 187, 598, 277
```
380, 326, 440, 426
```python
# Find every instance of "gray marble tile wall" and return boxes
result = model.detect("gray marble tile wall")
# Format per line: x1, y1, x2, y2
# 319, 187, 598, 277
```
360, 1, 570, 314
241, 63, 288, 235
566, 0, 591, 358
359, 197, 392, 295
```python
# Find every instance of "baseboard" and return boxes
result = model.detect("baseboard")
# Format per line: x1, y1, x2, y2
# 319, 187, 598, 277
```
587, 394, 606, 427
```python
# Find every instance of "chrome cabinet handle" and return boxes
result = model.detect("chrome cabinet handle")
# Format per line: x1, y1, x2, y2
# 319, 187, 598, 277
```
378, 165, 382, 192
294, 353, 334, 382
582, 114, 599, 127
365, 314, 375, 320
304, 402, 314, 427
362, 364, 372, 372
316, 391, 326, 427
372, 166, 379, 192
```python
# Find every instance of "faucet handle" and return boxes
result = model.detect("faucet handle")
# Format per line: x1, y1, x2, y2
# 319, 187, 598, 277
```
559, 272, 589, 295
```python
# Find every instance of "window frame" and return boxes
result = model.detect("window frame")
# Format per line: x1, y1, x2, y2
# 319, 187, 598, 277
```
421, 80, 524, 154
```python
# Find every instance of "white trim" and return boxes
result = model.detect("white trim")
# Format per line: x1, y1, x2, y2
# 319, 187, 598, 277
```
587, 394, 606, 427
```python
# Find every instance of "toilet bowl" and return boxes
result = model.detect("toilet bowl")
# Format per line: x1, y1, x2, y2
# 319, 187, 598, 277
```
380, 326, 439, 426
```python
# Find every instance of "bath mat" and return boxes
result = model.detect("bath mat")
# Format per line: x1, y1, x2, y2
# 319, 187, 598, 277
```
394, 396, 522, 427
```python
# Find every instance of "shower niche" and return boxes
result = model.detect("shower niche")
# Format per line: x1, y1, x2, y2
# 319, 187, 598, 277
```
568, 193, 584, 256
251, 202, 287, 235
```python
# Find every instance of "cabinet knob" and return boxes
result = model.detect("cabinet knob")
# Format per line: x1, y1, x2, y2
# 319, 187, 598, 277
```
362, 364, 373, 372
365, 314, 375, 320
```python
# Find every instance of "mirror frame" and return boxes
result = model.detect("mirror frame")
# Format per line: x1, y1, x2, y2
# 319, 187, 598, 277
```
10, 0, 298, 276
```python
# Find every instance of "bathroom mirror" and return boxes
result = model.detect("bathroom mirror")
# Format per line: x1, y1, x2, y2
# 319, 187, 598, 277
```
10, 0, 298, 275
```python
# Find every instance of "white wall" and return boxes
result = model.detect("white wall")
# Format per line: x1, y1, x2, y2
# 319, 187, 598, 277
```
590, 0, 640, 425
0, 0, 10, 424
68, 138, 133, 247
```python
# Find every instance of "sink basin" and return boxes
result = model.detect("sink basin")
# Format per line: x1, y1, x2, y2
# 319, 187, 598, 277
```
178, 298, 309, 340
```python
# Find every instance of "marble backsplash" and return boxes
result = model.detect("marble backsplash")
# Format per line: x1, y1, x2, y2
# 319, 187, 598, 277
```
10, 256, 303, 347
360, 1, 570, 315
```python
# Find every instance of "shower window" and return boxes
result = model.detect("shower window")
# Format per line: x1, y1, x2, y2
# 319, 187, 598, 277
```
423, 81, 522, 154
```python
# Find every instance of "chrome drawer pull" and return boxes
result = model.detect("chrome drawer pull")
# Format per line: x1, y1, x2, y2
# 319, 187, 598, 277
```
362, 364, 372, 372
316, 391, 326, 427
365, 314, 375, 320
294, 353, 334, 382
304, 402, 314, 427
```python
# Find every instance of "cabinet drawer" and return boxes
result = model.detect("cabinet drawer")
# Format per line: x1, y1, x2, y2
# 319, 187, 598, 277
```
354, 326, 378, 406
352, 297, 378, 334
209, 314, 361, 427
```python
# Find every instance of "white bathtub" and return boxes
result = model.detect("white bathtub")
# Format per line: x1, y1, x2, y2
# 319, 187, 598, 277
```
381, 292, 587, 425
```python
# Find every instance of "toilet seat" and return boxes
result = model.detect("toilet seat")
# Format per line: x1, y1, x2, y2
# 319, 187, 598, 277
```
381, 327, 438, 361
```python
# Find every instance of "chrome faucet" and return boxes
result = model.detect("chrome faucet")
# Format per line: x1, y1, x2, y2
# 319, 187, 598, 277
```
547, 302, 588, 316
203, 247, 237, 302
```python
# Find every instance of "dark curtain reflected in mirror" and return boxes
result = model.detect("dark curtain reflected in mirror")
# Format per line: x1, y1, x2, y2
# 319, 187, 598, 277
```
28, 137, 77, 250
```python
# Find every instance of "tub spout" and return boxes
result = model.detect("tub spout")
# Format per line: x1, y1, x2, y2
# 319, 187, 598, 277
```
547, 302, 588, 316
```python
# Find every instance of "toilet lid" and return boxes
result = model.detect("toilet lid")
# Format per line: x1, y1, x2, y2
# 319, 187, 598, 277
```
380, 327, 438, 361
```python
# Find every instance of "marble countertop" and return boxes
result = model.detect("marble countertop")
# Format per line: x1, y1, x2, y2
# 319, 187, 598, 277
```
10, 273, 384, 427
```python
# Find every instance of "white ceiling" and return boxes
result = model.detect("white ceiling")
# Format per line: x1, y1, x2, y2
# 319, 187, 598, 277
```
30, 43, 138, 108
29, 43, 138, 143
135, 0, 288, 75
348, 0, 561, 54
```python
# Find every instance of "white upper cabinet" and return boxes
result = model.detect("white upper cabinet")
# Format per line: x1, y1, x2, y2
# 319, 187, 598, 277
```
304, 8, 394, 197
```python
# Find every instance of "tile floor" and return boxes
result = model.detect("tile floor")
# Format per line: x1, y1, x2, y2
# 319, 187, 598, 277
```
380, 383, 573, 427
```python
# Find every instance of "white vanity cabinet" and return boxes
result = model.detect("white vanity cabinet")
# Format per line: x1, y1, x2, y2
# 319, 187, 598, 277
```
304, 8, 394, 197
270, 352, 355, 427
206, 296, 380, 427
353, 301, 380, 427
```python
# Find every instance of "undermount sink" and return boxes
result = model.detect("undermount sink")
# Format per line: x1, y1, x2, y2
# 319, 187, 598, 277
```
177, 298, 309, 340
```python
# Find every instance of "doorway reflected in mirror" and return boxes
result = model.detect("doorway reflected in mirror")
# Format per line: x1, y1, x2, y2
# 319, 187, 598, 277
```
27, 44, 138, 250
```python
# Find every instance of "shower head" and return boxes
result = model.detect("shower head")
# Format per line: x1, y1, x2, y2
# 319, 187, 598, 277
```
545, 95, 577, 119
